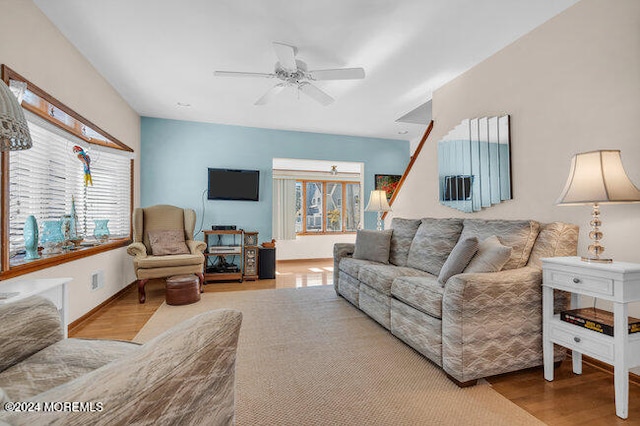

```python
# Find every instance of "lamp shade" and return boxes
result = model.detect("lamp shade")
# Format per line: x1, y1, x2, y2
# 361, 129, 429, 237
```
556, 150, 640, 205
365, 190, 391, 212
0, 78, 32, 151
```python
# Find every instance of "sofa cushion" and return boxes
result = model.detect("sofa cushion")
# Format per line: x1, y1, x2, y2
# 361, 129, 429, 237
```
353, 229, 392, 264
339, 257, 379, 278
389, 218, 421, 266
391, 276, 444, 319
460, 219, 540, 270
464, 235, 512, 273
437, 237, 479, 285
0, 338, 139, 401
358, 264, 432, 296
527, 222, 579, 268
406, 218, 464, 275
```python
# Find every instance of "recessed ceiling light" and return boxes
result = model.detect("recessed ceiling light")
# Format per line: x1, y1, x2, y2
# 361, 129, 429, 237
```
177, 102, 191, 107
398, 130, 408, 135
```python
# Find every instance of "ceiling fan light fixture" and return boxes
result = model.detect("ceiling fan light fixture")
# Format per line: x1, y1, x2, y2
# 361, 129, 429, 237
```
214, 42, 365, 106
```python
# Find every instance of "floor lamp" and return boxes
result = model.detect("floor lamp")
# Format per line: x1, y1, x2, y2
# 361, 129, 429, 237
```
365, 190, 391, 231
556, 150, 640, 263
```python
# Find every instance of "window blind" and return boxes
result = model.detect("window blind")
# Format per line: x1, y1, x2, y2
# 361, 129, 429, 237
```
8, 112, 131, 256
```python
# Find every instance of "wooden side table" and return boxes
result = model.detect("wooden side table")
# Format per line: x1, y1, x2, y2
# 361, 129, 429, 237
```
542, 256, 640, 419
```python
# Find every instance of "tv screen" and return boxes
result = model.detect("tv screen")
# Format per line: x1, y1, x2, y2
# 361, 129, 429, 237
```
443, 175, 472, 201
208, 168, 260, 201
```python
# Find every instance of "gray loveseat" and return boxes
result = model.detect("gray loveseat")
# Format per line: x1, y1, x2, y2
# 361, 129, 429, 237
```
334, 218, 578, 385
0, 296, 241, 425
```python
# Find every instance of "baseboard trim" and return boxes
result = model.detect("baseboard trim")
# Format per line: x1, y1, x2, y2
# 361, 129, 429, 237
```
581, 354, 640, 387
68, 281, 136, 334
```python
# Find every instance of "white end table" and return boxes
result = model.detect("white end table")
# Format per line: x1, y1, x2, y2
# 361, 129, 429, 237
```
542, 256, 640, 419
0, 278, 71, 338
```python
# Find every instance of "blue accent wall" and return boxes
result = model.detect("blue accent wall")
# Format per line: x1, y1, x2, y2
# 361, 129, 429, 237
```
141, 117, 410, 241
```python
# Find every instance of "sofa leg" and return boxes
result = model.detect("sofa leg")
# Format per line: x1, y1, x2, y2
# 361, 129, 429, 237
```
446, 373, 478, 388
138, 279, 148, 304
196, 272, 205, 293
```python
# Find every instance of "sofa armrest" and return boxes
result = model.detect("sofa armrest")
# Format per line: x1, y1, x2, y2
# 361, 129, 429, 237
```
441, 267, 558, 383
126, 242, 148, 258
0, 309, 243, 425
333, 243, 355, 293
0, 296, 63, 374
187, 239, 207, 254
443, 266, 542, 311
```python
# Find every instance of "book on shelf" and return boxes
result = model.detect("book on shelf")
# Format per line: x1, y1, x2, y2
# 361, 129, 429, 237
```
560, 308, 640, 337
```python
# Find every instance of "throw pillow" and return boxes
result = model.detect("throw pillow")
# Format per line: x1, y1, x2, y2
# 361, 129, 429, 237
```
148, 230, 190, 256
464, 235, 513, 273
353, 229, 393, 264
437, 237, 479, 285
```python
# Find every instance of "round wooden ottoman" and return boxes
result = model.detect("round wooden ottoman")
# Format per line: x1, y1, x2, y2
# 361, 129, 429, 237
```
165, 275, 201, 306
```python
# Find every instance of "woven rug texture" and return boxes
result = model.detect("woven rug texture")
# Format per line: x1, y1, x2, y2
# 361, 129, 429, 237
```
134, 286, 542, 426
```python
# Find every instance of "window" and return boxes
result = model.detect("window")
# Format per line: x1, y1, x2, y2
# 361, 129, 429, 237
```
295, 180, 360, 234
8, 115, 132, 259
1, 65, 134, 278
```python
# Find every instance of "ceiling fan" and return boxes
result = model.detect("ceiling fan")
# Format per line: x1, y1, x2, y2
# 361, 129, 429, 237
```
214, 42, 365, 106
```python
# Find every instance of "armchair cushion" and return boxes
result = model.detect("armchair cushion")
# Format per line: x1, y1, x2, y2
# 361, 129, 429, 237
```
148, 229, 190, 256
135, 253, 203, 269
0, 296, 63, 374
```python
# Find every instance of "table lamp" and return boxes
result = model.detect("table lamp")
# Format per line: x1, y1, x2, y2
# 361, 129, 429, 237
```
365, 190, 391, 231
556, 150, 640, 263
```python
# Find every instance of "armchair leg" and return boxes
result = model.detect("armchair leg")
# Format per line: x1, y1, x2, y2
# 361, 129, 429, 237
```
196, 272, 204, 293
138, 279, 149, 304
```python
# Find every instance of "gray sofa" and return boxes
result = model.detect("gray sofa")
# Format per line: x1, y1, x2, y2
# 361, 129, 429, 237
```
0, 296, 242, 425
334, 218, 578, 385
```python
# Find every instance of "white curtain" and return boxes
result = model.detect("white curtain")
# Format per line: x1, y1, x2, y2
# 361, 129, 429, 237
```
272, 177, 297, 240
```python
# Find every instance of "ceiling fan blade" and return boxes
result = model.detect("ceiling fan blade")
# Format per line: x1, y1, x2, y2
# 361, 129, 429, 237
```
272, 42, 298, 71
213, 71, 275, 78
299, 83, 334, 106
255, 84, 286, 106
308, 68, 365, 81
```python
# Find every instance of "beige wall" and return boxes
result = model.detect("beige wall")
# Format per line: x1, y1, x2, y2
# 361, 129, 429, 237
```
390, 0, 640, 265
0, 0, 141, 322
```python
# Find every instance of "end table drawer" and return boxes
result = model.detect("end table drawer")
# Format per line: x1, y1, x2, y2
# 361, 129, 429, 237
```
550, 323, 614, 362
548, 270, 613, 296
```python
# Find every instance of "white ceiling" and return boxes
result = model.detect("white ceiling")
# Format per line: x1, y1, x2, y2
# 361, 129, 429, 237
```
34, 0, 578, 143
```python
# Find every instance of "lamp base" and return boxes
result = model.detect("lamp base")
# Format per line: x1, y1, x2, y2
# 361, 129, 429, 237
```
581, 256, 613, 264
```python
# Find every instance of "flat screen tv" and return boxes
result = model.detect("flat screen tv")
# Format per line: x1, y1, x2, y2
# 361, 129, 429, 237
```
208, 168, 260, 201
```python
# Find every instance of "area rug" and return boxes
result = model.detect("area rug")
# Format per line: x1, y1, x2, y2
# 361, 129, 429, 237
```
135, 286, 543, 425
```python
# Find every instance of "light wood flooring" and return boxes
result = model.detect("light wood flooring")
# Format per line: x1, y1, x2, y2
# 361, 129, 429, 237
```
69, 259, 640, 425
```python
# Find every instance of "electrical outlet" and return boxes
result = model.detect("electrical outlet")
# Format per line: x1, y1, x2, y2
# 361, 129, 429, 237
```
91, 270, 104, 291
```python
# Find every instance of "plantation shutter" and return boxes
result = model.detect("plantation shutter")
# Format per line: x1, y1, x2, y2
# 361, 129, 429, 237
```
8, 111, 131, 257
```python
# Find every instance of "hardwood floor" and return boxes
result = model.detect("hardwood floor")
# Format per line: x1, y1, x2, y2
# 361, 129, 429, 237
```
69, 259, 640, 425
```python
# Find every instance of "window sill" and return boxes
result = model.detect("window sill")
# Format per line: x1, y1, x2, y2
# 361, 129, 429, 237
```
1, 238, 131, 280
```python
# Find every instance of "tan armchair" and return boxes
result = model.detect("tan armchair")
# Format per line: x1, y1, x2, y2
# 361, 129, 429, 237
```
127, 205, 206, 303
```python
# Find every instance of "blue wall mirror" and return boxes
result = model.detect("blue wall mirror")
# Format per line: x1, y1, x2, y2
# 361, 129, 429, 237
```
438, 115, 511, 212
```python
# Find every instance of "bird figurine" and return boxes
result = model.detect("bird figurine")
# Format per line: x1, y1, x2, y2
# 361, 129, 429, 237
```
73, 145, 93, 186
